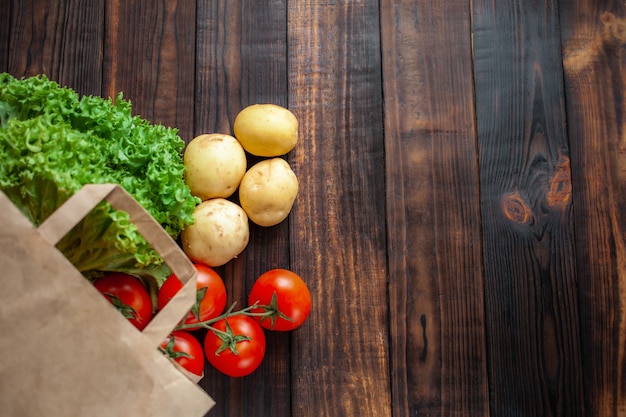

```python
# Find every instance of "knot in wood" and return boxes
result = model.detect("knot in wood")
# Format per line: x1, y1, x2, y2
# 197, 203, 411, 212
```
546, 155, 572, 209
501, 191, 534, 225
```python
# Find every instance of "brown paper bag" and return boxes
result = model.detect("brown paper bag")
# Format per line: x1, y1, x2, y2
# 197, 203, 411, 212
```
0, 184, 215, 416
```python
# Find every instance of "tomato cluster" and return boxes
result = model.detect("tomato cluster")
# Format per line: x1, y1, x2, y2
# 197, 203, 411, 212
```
93, 265, 311, 378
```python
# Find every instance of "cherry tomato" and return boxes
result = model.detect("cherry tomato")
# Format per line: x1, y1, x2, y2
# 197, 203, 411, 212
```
204, 315, 266, 377
160, 330, 205, 377
94, 272, 153, 330
248, 269, 311, 331
158, 264, 227, 331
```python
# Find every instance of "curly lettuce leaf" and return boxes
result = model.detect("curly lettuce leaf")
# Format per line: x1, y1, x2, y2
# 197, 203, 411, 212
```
0, 73, 200, 284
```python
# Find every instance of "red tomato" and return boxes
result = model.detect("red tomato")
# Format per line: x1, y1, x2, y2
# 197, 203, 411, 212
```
248, 269, 311, 331
204, 315, 266, 377
158, 264, 227, 330
94, 273, 153, 330
160, 330, 205, 377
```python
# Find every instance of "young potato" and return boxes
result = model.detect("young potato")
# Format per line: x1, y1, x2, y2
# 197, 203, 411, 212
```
238, 158, 299, 227
184, 133, 247, 200
233, 104, 298, 157
181, 198, 250, 267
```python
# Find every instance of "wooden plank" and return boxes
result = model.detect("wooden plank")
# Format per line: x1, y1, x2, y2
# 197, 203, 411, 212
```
194, 0, 290, 134
4, 0, 103, 96
471, 0, 584, 415
194, 2, 292, 417
559, 1, 626, 415
0, 1, 10, 72
102, 0, 195, 140
380, 1, 488, 416
288, 1, 391, 416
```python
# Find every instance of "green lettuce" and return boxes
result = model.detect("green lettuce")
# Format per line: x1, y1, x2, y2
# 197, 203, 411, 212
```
0, 73, 200, 284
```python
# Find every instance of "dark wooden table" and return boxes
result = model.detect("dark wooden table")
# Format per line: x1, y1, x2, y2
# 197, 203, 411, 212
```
2, 1, 625, 416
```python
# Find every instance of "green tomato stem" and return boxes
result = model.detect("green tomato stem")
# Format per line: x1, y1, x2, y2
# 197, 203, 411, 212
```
173, 301, 269, 332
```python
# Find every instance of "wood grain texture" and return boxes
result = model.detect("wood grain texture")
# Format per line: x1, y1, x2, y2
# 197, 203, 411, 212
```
194, 0, 289, 135
3, 0, 103, 96
288, 1, 391, 416
0, 1, 10, 72
102, 0, 195, 140
380, 1, 488, 416
559, 1, 626, 415
194, 2, 292, 417
472, 0, 584, 416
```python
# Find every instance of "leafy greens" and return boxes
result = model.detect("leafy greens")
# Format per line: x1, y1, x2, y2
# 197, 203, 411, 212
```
0, 73, 200, 284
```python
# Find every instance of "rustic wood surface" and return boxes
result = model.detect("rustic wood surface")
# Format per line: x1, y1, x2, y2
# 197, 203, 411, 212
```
2, 1, 625, 416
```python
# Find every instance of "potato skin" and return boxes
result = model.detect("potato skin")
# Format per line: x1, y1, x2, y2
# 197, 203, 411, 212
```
233, 104, 298, 157
184, 133, 247, 200
181, 198, 250, 267
238, 158, 299, 227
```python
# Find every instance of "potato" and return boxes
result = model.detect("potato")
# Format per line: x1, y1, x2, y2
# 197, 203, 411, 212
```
184, 133, 247, 200
238, 158, 299, 227
233, 104, 298, 157
181, 198, 250, 267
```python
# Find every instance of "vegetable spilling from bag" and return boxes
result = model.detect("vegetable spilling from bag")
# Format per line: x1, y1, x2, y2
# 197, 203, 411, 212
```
0, 73, 312, 381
